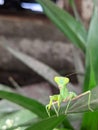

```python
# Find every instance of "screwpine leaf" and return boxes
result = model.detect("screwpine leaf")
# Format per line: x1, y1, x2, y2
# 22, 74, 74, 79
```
0, 90, 48, 118
36, 0, 87, 52
25, 115, 65, 130
81, 4, 98, 130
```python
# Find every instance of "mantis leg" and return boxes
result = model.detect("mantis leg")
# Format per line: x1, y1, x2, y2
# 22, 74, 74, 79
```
78, 90, 93, 112
65, 92, 77, 114
52, 103, 59, 116
87, 91, 93, 112
65, 97, 72, 114
46, 105, 51, 117
57, 95, 61, 113
72, 90, 93, 112
46, 95, 59, 117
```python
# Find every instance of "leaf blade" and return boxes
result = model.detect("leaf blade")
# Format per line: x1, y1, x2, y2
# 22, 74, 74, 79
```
25, 115, 65, 130
81, 5, 98, 130
83, 6, 98, 90
0, 90, 48, 118
36, 0, 87, 52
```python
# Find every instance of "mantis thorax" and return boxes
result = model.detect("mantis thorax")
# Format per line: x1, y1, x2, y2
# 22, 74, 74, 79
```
59, 85, 69, 100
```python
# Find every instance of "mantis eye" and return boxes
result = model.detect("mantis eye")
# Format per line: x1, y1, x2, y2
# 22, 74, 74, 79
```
54, 76, 69, 86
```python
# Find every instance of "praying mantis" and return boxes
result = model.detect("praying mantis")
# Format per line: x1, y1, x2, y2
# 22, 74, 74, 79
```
46, 76, 93, 116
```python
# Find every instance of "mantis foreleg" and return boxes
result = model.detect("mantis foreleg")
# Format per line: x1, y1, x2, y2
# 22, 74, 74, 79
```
46, 95, 60, 116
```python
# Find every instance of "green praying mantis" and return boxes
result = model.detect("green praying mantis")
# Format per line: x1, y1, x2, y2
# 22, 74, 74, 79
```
46, 76, 93, 116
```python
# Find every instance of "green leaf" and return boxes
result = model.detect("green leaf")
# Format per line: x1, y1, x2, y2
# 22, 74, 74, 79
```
81, 111, 98, 130
36, 0, 87, 52
53, 129, 70, 130
83, 6, 98, 90
0, 90, 48, 118
69, 0, 81, 22
56, 129, 70, 130
81, 4, 98, 130
25, 115, 65, 130
6, 115, 73, 130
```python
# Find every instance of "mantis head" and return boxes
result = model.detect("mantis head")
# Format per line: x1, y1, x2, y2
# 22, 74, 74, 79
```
54, 76, 69, 88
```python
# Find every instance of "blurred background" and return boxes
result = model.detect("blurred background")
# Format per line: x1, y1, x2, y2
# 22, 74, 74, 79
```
0, 0, 93, 102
